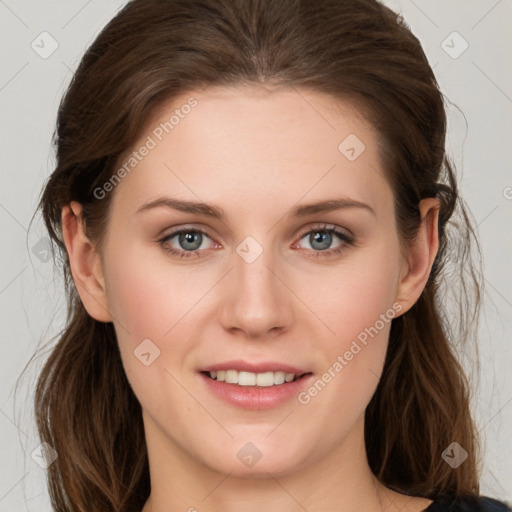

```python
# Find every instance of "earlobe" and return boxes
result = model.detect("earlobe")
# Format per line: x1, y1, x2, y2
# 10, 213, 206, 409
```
394, 198, 440, 315
61, 201, 112, 322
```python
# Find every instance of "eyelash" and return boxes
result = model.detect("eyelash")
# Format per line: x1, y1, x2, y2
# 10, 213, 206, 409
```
158, 223, 355, 260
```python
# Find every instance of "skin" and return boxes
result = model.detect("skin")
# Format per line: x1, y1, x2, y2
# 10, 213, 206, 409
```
62, 84, 439, 512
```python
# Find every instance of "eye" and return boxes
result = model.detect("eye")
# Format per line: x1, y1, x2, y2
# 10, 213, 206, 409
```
294, 223, 355, 257
158, 223, 355, 260
158, 227, 217, 259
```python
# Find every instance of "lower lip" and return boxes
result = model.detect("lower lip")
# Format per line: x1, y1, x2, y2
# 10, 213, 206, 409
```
199, 372, 314, 410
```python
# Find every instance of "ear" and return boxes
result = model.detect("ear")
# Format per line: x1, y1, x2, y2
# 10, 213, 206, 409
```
394, 198, 440, 316
61, 201, 112, 322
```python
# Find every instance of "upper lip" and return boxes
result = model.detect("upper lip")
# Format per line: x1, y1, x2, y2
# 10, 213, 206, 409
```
199, 360, 310, 375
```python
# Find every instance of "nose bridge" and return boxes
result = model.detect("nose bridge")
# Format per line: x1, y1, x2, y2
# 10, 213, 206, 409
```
219, 233, 293, 336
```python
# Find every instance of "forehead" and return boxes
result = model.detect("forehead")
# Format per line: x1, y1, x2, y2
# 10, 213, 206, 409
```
109, 84, 392, 219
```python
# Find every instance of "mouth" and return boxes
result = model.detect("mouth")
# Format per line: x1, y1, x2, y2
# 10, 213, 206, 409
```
201, 370, 312, 387
198, 360, 314, 409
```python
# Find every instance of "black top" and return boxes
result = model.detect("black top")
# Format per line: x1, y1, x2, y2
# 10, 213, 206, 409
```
424, 496, 511, 511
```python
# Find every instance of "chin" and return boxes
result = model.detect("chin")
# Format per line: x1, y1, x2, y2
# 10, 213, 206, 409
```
199, 436, 312, 479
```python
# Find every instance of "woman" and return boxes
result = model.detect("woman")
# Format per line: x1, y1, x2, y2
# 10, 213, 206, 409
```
33, 0, 511, 510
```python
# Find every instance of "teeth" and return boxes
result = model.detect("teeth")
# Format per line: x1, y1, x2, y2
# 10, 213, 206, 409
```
256, 372, 274, 387
274, 371, 285, 385
239, 371, 256, 386
208, 370, 299, 386
225, 370, 238, 384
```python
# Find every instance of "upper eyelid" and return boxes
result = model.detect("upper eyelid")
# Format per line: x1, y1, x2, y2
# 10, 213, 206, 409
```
295, 223, 352, 239
160, 224, 215, 241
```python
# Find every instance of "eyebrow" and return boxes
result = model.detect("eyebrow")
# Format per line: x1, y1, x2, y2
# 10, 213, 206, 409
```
136, 197, 376, 219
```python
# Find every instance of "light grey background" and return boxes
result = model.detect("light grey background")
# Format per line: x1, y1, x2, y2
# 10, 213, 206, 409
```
1, 1, 511, 510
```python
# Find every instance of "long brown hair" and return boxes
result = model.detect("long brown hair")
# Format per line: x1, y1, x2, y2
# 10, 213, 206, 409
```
29, 0, 483, 509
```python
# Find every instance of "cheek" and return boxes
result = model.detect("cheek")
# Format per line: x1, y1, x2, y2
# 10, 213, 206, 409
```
102, 239, 219, 398
303, 240, 401, 350
102, 244, 200, 407
103, 240, 206, 342
335, 264, 398, 346
300, 242, 401, 407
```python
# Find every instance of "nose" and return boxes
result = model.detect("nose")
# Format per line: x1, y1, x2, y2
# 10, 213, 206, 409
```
218, 241, 294, 339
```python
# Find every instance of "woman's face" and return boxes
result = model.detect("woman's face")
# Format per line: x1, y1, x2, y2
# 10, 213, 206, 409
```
87, 84, 422, 477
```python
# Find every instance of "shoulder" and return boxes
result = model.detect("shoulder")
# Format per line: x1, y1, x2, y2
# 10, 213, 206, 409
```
425, 495, 512, 512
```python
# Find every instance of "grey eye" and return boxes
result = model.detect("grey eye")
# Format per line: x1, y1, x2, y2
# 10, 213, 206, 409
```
309, 230, 333, 251
177, 231, 204, 251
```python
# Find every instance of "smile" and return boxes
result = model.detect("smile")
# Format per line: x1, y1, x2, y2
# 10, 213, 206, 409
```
205, 370, 305, 386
